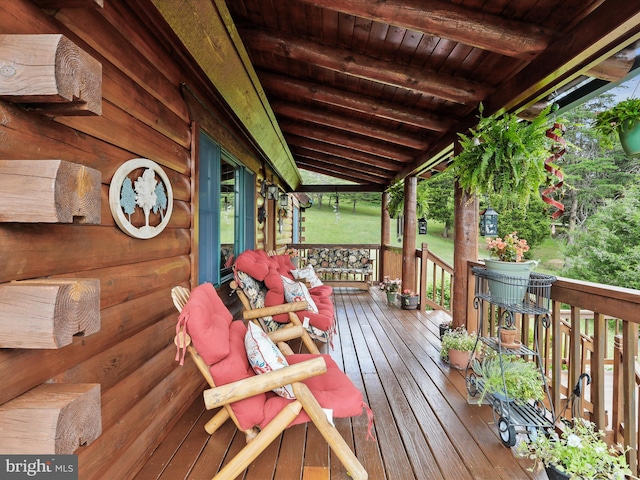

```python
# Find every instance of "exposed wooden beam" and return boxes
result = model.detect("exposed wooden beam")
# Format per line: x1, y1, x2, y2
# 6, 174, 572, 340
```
0, 34, 102, 115
291, 146, 396, 178
259, 72, 451, 131
586, 43, 638, 81
279, 120, 416, 162
487, 0, 640, 114
242, 28, 487, 105
31, 0, 103, 8
285, 135, 404, 170
297, 0, 553, 59
295, 158, 388, 184
272, 101, 430, 150
296, 183, 386, 193
296, 161, 386, 185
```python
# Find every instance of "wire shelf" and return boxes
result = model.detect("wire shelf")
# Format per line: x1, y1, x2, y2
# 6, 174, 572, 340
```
472, 266, 556, 313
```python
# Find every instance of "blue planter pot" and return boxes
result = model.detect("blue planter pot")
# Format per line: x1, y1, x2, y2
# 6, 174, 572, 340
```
484, 259, 538, 306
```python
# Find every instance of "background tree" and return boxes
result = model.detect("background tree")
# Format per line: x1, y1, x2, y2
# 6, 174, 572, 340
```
563, 185, 640, 289
487, 194, 551, 253
556, 94, 640, 243
424, 169, 455, 237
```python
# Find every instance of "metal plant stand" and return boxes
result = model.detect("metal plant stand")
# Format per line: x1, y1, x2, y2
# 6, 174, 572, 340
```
466, 266, 558, 447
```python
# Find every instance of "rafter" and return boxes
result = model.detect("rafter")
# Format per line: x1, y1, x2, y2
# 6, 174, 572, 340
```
259, 72, 451, 131
290, 146, 397, 178
241, 28, 487, 104
279, 120, 416, 162
296, 0, 554, 59
272, 101, 430, 150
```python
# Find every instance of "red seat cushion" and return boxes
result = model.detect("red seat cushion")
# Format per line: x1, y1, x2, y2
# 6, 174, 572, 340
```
177, 284, 365, 432
261, 354, 365, 429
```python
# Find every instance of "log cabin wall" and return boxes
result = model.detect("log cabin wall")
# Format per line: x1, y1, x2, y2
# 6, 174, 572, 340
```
0, 0, 288, 478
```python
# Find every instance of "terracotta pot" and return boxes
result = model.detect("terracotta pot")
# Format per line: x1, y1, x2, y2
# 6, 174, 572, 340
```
499, 327, 518, 345
448, 349, 472, 370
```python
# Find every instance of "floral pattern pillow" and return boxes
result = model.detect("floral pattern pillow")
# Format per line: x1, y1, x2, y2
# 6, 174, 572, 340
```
291, 265, 324, 288
281, 276, 319, 314
244, 322, 295, 399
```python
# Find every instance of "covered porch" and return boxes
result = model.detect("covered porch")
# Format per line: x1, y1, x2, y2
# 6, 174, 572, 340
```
137, 287, 545, 480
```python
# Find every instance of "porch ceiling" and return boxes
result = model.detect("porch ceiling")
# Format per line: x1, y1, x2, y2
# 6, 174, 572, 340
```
223, 0, 640, 191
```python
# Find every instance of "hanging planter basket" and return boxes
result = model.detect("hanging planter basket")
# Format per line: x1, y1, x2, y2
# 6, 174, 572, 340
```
619, 119, 640, 157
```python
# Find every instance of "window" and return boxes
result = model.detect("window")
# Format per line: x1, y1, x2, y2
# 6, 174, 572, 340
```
198, 132, 254, 285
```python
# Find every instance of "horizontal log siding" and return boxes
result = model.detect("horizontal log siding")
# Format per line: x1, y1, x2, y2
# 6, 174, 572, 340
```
0, 0, 262, 478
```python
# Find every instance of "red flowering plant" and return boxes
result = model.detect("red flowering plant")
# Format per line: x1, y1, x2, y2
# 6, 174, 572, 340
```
402, 289, 418, 297
486, 232, 530, 262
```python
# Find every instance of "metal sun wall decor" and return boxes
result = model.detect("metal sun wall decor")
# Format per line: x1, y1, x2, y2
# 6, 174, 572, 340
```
109, 158, 173, 239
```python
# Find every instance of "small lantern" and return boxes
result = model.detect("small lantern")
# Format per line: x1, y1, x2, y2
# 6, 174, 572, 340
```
278, 192, 289, 208
480, 207, 499, 237
418, 218, 428, 235
267, 184, 279, 201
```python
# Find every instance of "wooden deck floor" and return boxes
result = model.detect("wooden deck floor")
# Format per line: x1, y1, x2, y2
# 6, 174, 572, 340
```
136, 287, 547, 480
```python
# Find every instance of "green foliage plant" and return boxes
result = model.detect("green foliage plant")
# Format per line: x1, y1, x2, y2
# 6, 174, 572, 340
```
453, 103, 555, 207
592, 98, 640, 148
440, 326, 477, 361
517, 418, 634, 479
472, 355, 544, 405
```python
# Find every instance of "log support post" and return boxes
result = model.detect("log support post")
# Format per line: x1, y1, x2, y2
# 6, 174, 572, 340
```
0, 383, 102, 454
402, 176, 417, 294
0, 279, 100, 349
453, 180, 478, 329
380, 191, 390, 281
0, 160, 101, 224
0, 34, 102, 115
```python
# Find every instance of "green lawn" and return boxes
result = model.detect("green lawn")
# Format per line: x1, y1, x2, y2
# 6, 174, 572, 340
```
302, 201, 563, 271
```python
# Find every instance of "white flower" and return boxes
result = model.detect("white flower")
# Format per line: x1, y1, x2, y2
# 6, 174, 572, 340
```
566, 434, 582, 448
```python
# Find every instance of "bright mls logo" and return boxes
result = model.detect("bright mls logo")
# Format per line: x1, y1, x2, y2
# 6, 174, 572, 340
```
1, 455, 77, 479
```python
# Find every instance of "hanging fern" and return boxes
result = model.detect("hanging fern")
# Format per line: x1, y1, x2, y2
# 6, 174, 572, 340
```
452, 103, 555, 207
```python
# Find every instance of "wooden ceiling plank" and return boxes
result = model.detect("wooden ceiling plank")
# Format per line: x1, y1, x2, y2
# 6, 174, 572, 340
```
286, 135, 406, 169
259, 72, 452, 131
296, 159, 387, 184
271, 101, 430, 150
291, 146, 398, 176
241, 28, 488, 104
296, 0, 554, 59
279, 120, 415, 161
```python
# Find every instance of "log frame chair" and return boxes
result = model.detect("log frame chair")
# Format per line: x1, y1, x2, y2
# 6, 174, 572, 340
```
229, 280, 321, 355
171, 285, 369, 480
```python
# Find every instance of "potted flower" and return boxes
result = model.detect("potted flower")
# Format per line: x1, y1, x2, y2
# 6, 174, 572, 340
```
471, 355, 545, 405
592, 98, 640, 157
399, 289, 419, 310
452, 103, 556, 208
440, 326, 477, 369
379, 276, 401, 305
484, 232, 538, 306
517, 418, 634, 479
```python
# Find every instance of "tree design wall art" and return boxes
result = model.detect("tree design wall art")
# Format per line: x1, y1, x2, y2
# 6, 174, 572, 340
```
109, 158, 173, 239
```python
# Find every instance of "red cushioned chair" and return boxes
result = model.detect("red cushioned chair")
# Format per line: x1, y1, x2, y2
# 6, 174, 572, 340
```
173, 283, 371, 480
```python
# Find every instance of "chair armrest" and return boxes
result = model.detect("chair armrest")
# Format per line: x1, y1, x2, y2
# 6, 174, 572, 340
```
267, 325, 306, 344
203, 356, 327, 410
242, 301, 309, 320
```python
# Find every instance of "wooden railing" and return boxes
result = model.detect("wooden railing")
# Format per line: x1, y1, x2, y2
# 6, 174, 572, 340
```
381, 243, 453, 315
467, 262, 640, 475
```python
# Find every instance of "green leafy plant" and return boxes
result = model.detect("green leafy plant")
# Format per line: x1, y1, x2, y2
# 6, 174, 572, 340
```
440, 326, 477, 361
472, 355, 544, 405
592, 98, 640, 148
517, 418, 634, 479
452, 103, 556, 207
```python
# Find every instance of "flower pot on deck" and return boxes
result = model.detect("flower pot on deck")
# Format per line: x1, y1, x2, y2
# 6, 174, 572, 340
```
386, 291, 397, 305
448, 349, 473, 370
400, 294, 419, 310
484, 259, 538, 306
